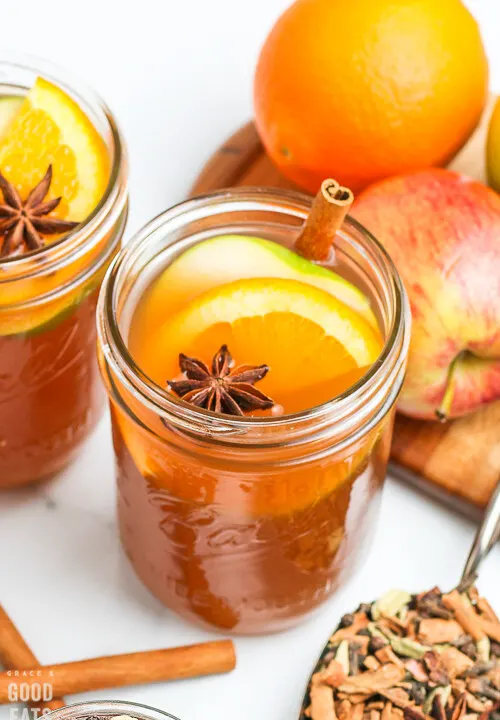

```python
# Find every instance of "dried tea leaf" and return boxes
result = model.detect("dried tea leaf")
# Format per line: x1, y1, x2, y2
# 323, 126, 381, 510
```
390, 635, 431, 659
307, 586, 499, 720
369, 623, 391, 641
336, 641, 351, 675
440, 687, 453, 707
477, 638, 491, 664
380, 616, 407, 637
424, 687, 452, 715
372, 591, 412, 621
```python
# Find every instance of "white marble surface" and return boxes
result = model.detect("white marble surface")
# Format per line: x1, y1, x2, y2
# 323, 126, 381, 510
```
1, 2, 500, 720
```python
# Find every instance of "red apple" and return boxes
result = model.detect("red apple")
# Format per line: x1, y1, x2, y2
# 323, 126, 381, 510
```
353, 168, 500, 421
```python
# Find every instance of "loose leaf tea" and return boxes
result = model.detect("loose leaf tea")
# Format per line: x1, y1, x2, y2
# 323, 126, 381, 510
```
303, 586, 500, 720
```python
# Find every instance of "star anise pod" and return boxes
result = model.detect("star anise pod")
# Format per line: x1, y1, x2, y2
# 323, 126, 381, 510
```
167, 344, 275, 416
0, 165, 79, 257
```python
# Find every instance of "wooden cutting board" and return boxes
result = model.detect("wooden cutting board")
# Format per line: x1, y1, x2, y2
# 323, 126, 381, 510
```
190, 100, 500, 517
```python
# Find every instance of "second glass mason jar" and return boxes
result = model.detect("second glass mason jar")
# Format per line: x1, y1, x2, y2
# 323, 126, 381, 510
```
41, 700, 180, 720
97, 188, 410, 634
0, 54, 128, 489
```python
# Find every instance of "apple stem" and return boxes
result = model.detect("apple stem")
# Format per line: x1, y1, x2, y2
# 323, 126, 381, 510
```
435, 353, 463, 422
295, 178, 354, 261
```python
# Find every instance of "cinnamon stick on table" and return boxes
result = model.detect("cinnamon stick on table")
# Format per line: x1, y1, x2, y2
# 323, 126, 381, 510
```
295, 178, 354, 261
0, 640, 237, 704
0, 604, 65, 713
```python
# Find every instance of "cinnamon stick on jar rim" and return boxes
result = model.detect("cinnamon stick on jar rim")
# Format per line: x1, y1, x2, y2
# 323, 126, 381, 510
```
0, 604, 65, 714
0, 640, 236, 703
295, 178, 354, 261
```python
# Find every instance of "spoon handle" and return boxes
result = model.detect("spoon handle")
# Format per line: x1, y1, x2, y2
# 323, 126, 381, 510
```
460, 479, 500, 590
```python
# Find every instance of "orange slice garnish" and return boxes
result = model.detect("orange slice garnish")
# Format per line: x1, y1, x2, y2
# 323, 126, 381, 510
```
0, 77, 111, 335
131, 277, 383, 413
0, 77, 109, 224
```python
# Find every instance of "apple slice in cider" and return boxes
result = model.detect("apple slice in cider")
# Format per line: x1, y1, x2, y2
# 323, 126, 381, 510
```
140, 234, 378, 331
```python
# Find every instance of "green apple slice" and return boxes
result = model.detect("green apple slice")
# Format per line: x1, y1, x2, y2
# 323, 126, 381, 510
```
1, 279, 98, 338
149, 234, 377, 327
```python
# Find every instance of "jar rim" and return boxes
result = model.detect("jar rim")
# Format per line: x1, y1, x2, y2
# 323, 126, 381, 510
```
43, 700, 181, 720
98, 187, 410, 437
0, 51, 128, 279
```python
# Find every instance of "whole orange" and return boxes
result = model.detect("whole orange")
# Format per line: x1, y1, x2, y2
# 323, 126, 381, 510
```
254, 0, 488, 194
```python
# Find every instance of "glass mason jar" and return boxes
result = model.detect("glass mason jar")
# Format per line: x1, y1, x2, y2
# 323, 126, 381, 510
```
0, 54, 128, 489
44, 701, 180, 720
97, 188, 410, 635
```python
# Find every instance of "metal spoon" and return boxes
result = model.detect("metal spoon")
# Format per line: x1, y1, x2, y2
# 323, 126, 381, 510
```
299, 479, 500, 719
460, 480, 500, 590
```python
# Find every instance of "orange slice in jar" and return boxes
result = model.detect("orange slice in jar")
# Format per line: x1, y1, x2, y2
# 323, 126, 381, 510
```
0, 77, 109, 223
120, 277, 385, 516
134, 277, 383, 411
0, 77, 110, 335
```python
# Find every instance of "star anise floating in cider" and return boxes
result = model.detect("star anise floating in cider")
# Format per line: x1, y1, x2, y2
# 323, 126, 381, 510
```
167, 344, 274, 416
304, 586, 500, 720
0, 165, 79, 257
